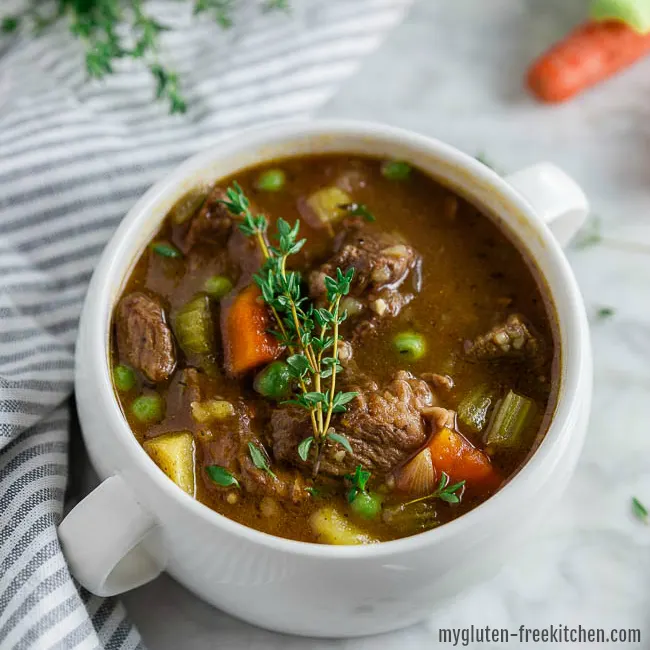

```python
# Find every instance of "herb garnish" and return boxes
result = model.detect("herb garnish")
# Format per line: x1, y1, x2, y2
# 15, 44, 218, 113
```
345, 464, 371, 503
596, 306, 615, 320
342, 203, 376, 223
632, 497, 648, 524
151, 241, 182, 258
248, 441, 277, 479
1, 1, 290, 113
206, 465, 240, 489
402, 472, 466, 508
150, 64, 187, 115
1, 17, 19, 33
220, 183, 357, 476
434, 473, 466, 504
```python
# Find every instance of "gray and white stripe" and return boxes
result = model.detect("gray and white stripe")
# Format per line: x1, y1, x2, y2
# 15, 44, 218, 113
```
0, 1, 412, 647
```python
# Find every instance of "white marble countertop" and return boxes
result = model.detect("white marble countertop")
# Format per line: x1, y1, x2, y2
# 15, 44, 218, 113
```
123, 1, 650, 647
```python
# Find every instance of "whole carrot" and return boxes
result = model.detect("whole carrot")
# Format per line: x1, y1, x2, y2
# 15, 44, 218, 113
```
527, 20, 650, 103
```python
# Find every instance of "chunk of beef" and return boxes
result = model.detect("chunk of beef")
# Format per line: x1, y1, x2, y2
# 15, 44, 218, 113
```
308, 222, 420, 320
203, 404, 308, 503
176, 185, 233, 254
116, 292, 176, 383
464, 314, 541, 362
422, 406, 456, 431
421, 372, 454, 391
271, 370, 436, 477
227, 228, 263, 284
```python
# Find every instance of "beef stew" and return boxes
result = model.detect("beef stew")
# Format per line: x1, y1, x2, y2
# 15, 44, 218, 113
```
110, 154, 557, 544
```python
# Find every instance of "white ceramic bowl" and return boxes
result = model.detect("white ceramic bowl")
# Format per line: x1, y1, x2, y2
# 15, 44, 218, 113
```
60, 120, 592, 638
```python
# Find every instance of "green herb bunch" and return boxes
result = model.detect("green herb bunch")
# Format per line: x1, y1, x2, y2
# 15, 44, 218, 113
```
1, 0, 290, 114
221, 182, 357, 476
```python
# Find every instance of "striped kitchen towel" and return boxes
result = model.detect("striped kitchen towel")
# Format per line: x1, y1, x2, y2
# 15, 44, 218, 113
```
0, 1, 412, 648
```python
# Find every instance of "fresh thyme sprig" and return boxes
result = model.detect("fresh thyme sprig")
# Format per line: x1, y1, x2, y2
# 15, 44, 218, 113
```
1, 0, 290, 113
402, 472, 466, 508
220, 182, 357, 476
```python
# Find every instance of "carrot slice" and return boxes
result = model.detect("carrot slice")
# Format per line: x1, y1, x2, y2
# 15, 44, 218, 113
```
221, 284, 282, 376
527, 20, 650, 103
428, 427, 501, 490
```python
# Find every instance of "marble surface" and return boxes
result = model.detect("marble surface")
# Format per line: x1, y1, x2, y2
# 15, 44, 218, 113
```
123, 1, 650, 647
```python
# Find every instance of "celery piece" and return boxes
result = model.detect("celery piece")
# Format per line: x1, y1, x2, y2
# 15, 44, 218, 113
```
170, 188, 208, 225
457, 384, 494, 434
485, 390, 536, 449
203, 275, 233, 300
174, 294, 214, 356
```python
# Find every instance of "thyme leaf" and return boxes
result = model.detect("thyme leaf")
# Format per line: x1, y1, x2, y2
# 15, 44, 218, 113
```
632, 497, 648, 524
247, 442, 276, 479
342, 202, 376, 223
345, 464, 371, 503
206, 465, 240, 488
298, 436, 315, 462
326, 431, 353, 454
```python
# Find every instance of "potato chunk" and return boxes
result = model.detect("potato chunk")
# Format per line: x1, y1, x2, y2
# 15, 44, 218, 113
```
306, 187, 351, 225
310, 506, 378, 545
143, 431, 195, 496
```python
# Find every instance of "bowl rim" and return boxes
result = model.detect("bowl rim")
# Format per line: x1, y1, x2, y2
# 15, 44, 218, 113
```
79, 118, 591, 559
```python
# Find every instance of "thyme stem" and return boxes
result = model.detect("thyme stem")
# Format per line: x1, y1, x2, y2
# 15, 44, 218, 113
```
220, 182, 357, 474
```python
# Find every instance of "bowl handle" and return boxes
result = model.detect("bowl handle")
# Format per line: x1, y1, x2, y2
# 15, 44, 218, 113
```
58, 475, 165, 596
504, 163, 589, 247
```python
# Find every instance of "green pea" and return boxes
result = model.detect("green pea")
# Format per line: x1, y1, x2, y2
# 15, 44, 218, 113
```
255, 168, 286, 192
253, 361, 292, 400
381, 160, 412, 181
131, 394, 165, 423
113, 364, 136, 392
393, 331, 426, 361
203, 275, 233, 299
350, 492, 382, 520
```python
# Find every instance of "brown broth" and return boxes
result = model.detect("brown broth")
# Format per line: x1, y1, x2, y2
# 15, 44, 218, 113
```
111, 154, 558, 543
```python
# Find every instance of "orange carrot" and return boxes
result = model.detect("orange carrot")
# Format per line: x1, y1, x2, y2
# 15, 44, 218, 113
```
527, 20, 650, 103
428, 427, 501, 491
222, 284, 282, 376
